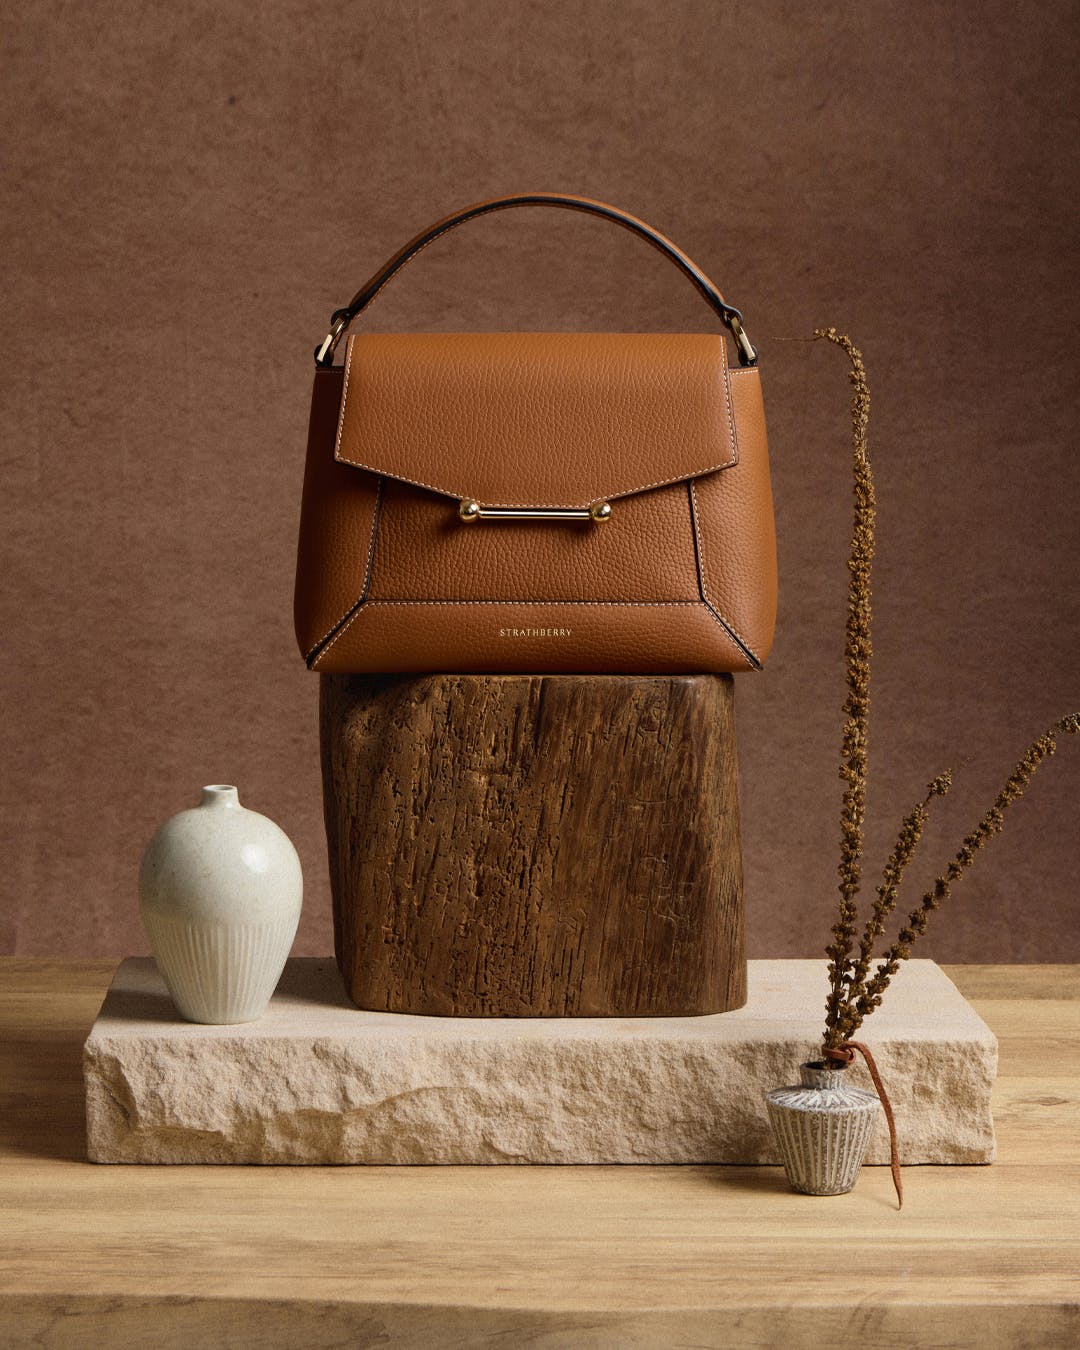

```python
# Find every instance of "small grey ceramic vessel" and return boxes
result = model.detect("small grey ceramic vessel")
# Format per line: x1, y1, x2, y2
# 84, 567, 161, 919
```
765, 1061, 880, 1196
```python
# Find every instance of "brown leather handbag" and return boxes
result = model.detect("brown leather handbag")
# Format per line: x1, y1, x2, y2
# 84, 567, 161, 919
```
294, 193, 776, 674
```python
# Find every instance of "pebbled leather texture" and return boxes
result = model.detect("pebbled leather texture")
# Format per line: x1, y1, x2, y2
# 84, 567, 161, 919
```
335, 331, 737, 507
295, 332, 776, 675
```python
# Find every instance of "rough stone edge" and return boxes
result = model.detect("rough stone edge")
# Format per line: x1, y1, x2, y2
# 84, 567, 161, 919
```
83, 1032, 998, 1167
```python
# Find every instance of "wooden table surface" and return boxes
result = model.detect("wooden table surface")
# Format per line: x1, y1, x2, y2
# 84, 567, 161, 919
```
1, 960, 1078, 1348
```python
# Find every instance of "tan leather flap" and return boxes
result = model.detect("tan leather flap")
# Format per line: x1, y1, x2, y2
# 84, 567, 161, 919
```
333, 331, 738, 508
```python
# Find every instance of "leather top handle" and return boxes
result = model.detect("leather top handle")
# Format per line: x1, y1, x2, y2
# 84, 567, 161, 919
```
314, 193, 758, 368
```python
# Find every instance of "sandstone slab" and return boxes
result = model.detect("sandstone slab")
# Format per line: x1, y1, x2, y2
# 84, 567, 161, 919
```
84, 958, 997, 1165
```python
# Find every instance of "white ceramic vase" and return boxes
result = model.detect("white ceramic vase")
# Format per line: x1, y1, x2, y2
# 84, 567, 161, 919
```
765, 1061, 880, 1196
138, 785, 303, 1024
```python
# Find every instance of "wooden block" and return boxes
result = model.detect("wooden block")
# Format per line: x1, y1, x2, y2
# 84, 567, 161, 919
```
320, 673, 746, 1016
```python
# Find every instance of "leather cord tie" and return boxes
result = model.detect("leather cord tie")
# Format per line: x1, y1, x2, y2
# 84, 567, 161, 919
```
823, 1041, 903, 1210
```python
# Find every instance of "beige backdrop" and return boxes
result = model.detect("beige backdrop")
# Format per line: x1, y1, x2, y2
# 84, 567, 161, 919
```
2, 0, 1078, 963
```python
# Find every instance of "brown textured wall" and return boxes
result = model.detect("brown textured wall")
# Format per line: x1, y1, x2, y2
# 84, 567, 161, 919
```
2, 0, 1078, 963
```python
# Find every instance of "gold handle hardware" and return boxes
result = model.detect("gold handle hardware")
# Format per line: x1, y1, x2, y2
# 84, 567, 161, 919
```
726, 313, 758, 366
458, 499, 612, 524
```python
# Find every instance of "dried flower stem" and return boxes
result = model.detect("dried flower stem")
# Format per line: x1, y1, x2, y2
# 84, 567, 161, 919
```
829, 772, 953, 1045
815, 329, 1078, 1049
849, 715, 1080, 1029
819, 329, 876, 1042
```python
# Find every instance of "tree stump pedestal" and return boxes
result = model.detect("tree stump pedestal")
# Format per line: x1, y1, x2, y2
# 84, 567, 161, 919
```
320, 673, 746, 1017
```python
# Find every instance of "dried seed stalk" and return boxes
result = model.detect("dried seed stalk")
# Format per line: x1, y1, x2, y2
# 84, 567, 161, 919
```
830, 772, 953, 1045
818, 328, 876, 1043
815, 330, 1077, 1048
848, 715, 1080, 1031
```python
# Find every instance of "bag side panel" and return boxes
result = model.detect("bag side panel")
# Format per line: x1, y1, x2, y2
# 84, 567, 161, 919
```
690, 368, 777, 668
294, 368, 381, 663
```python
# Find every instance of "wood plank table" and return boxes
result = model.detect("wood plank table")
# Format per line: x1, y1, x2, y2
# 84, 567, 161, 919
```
1, 960, 1077, 1348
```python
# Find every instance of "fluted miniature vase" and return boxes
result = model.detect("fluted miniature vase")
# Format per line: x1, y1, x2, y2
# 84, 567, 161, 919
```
138, 785, 303, 1024
765, 1061, 880, 1196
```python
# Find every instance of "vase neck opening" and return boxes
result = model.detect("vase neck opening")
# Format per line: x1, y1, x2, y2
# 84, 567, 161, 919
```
800, 1060, 849, 1090
201, 785, 240, 809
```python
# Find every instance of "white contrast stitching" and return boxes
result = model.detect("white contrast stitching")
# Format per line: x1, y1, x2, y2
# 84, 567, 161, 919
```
334, 457, 737, 509
332, 336, 356, 464
313, 596, 369, 665
688, 478, 762, 667
307, 596, 364, 667
311, 598, 706, 669
313, 596, 757, 673
718, 332, 738, 468
304, 478, 383, 665
725, 356, 740, 463
316, 330, 754, 667
332, 334, 738, 507
361, 599, 700, 607
698, 600, 760, 668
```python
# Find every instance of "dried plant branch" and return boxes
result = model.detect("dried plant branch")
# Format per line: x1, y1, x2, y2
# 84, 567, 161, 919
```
848, 715, 1080, 1030
828, 771, 953, 1046
813, 328, 1078, 1050
818, 329, 876, 1043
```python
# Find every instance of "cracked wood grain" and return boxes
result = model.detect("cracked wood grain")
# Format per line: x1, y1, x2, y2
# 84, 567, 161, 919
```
320, 673, 746, 1016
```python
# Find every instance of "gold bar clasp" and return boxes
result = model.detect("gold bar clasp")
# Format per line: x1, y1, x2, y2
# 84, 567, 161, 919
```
458, 499, 611, 524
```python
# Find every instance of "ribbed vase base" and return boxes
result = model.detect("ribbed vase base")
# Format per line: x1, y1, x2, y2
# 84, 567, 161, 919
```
143, 913, 298, 1024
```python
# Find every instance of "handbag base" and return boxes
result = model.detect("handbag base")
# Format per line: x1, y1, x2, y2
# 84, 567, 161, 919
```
320, 672, 746, 1017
